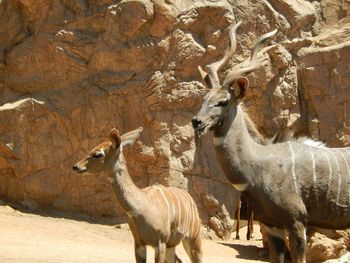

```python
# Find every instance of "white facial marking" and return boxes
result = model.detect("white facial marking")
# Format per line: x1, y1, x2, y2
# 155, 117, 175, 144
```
232, 183, 248, 192
288, 142, 298, 194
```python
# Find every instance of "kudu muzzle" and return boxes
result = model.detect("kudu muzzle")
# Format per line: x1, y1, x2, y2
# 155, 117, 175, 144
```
192, 117, 202, 129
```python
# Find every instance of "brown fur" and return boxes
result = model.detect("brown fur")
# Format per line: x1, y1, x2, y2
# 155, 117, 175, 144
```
73, 128, 202, 263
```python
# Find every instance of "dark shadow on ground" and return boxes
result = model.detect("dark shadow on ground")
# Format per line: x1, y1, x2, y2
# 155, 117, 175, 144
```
0, 199, 123, 226
219, 242, 269, 262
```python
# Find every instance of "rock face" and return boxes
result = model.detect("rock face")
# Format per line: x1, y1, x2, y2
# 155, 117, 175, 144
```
307, 228, 349, 263
0, 0, 349, 248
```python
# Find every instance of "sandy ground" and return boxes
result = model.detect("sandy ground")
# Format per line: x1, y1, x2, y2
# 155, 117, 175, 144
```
0, 204, 269, 263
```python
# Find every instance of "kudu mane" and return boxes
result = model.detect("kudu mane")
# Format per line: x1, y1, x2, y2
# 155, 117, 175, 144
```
241, 105, 270, 145
242, 105, 327, 147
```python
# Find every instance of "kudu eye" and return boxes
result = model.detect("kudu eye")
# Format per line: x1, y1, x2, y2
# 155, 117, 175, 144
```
92, 152, 104, 158
215, 99, 229, 107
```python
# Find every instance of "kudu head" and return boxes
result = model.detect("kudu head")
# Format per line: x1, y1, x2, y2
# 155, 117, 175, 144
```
72, 127, 143, 175
192, 22, 277, 136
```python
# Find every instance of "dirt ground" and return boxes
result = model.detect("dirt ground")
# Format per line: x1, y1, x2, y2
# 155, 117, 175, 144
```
0, 204, 269, 263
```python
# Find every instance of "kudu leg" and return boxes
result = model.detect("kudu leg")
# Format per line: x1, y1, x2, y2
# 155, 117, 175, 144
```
175, 253, 183, 263
182, 237, 203, 263
266, 233, 286, 263
246, 205, 254, 240
134, 243, 147, 263
235, 194, 241, 239
155, 242, 167, 263
287, 222, 307, 263
129, 220, 147, 263
165, 247, 177, 263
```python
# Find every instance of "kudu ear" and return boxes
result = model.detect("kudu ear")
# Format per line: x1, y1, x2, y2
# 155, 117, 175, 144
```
110, 128, 122, 150
198, 65, 212, 89
229, 76, 248, 100
120, 127, 143, 147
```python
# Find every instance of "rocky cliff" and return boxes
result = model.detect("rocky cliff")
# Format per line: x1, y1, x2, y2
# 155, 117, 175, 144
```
0, 0, 349, 242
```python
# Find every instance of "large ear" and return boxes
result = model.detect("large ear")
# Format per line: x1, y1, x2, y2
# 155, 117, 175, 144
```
110, 128, 122, 149
198, 65, 212, 89
120, 127, 143, 147
229, 76, 248, 100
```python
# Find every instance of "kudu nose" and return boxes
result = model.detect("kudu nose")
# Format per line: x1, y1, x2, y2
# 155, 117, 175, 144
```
72, 164, 79, 171
192, 118, 202, 129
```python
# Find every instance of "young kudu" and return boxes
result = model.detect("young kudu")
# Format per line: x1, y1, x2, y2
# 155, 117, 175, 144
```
192, 21, 350, 263
73, 128, 202, 263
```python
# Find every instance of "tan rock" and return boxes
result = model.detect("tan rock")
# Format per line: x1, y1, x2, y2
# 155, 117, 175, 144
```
268, 0, 316, 34
324, 252, 350, 263
307, 231, 346, 263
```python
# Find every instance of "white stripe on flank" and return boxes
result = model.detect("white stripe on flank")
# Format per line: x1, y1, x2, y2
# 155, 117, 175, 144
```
185, 195, 192, 237
339, 150, 350, 205
309, 145, 319, 203
288, 142, 298, 194
189, 196, 195, 237
328, 149, 341, 204
169, 191, 176, 220
308, 146, 317, 183
323, 150, 333, 196
153, 186, 170, 224
196, 207, 201, 236
186, 199, 191, 237
173, 190, 182, 229
183, 196, 189, 237
191, 200, 197, 237
193, 205, 199, 236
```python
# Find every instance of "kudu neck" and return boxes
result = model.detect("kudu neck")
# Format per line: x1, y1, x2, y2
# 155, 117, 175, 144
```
107, 151, 143, 215
213, 104, 261, 183
213, 104, 258, 145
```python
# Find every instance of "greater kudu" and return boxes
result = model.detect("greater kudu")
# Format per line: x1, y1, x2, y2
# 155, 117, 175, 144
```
192, 21, 350, 263
73, 128, 202, 263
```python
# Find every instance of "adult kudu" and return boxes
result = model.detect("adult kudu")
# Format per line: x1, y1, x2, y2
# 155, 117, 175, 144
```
192, 21, 350, 263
